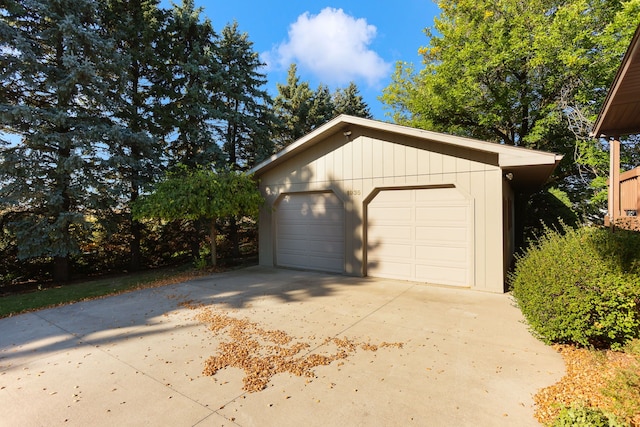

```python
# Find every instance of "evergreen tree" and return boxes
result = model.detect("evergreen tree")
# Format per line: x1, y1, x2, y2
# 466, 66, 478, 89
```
0, 0, 117, 282
333, 82, 372, 118
156, 0, 222, 169
310, 84, 335, 127
272, 64, 315, 149
101, 0, 165, 271
216, 21, 273, 170
273, 65, 375, 148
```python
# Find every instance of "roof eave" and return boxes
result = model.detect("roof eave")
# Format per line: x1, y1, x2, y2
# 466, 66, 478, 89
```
592, 24, 640, 138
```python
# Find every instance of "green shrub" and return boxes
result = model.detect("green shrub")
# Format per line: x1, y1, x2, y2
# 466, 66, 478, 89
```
510, 226, 640, 349
553, 404, 626, 427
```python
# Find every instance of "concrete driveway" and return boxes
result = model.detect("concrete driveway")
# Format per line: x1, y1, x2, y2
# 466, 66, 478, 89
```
0, 266, 564, 426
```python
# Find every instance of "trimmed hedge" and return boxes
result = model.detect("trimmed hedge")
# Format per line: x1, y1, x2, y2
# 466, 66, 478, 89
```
510, 226, 640, 349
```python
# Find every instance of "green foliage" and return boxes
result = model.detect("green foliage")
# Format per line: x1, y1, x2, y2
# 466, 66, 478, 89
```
154, 0, 222, 169
132, 166, 263, 266
381, 0, 639, 220
510, 226, 640, 349
332, 82, 372, 119
216, 21, 274, 170
602, 363, 640, 425
273, 64, 372, 150
133, 166, 262, 222
0, 0, 122, 281
523, 187, 580, 243
553, 404, 625, 427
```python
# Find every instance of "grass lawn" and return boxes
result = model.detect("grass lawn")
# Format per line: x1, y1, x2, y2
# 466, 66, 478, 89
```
0, 265, 206, 318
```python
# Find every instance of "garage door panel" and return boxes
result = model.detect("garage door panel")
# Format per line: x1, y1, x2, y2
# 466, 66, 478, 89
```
369, 260, 412, 280
415, 226, 467, 242
368, 206, 412, 222
277, 237, 343, 252
368, 242, 413, 258
367, 225, 413, 240
276, 192, 344, 273
277, 252, 343, 272
367, 188, 472, 287
372, 190, 413, 203
278, 223, 343, 238
415, 245, 467, 262
415, 206, 467, 222
415, 265, 467, 286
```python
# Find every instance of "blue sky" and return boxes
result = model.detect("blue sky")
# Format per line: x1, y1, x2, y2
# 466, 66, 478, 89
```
162, 1, 441, 120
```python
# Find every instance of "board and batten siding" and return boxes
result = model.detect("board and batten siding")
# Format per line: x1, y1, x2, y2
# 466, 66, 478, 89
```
258, 131, 506, 292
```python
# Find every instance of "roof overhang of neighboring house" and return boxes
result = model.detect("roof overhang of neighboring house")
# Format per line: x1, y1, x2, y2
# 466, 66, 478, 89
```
251, 115, 562, 192
592, 24, 640, 138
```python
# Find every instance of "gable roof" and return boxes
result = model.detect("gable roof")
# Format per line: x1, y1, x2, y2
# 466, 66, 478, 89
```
250, 115, 562, 191
592, 24, 640, 138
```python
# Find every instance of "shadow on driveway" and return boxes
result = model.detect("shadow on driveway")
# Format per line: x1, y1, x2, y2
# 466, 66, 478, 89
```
0, 266, 564, 426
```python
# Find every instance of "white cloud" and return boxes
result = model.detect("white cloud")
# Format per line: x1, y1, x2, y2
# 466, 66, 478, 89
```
263, 7, 391, 87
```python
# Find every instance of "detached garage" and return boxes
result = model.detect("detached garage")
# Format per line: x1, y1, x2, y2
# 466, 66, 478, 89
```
250, 115, 562, 293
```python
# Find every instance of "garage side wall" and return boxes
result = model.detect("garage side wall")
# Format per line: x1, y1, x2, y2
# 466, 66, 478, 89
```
257, 131, 506, 292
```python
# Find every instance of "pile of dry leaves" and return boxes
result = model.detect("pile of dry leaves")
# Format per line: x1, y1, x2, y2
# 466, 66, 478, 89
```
535, 345, 640, 426
186, 304, 402, 392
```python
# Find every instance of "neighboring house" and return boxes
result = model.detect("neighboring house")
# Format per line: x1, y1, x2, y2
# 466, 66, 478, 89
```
592, 23, 640, 231
250, 115, 561, 293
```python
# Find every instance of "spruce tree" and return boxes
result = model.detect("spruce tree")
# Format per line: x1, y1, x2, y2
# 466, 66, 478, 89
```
310, 84, 335, 127
272, 64, 315, 149
101, 0, 165, 271
216, 21, 273, 170
215, 21, 273, 257
156, 0, 222, 169
333, 82, 372, 118
0, 0, 118, 282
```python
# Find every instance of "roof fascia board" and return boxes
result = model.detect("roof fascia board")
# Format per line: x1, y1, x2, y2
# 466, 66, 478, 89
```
250, 115, 561, 175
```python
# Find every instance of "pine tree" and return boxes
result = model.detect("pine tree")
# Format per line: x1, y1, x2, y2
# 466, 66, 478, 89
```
272, 64, 315, 149
310, 84, 335, 127
0, 0, 118, 282
214, 21, 273, 257
101, 0, 165, 271
156, 0, 223, 169
333, 82, 372, 118
216, 21, 273, 170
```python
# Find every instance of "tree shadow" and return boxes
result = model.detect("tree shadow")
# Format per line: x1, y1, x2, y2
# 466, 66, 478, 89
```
0, 266, 377, 368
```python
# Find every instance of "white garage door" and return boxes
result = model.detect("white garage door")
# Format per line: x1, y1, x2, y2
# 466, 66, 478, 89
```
367, 187, 472, 287
276, 192, 344, 273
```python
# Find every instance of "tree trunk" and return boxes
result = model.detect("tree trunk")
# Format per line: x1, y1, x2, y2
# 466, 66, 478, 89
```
53, 255, 70, 283
190, 220, 200, 260
229, 216, 240, 258
210, 217, 217, 267
130, 218, 142, 271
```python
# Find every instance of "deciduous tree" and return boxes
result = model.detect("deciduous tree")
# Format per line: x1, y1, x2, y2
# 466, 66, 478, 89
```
132, 166, 263, 266
381, 0, 639, 223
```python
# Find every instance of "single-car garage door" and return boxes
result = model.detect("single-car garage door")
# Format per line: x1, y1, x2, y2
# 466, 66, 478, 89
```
366, 187, 472, 287
276, 192, 344, 273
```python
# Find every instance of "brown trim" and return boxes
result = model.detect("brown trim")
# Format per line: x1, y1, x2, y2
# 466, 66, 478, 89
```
592, 24, 640, 138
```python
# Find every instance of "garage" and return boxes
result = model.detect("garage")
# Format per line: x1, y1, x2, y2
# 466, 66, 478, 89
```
251, 115, 562, 293
275, 192, 344, 273
366, 187, 472, 287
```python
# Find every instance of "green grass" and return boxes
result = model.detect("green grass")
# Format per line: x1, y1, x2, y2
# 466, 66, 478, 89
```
0, 265, 201, 318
